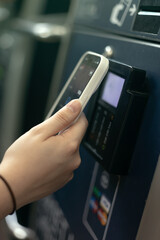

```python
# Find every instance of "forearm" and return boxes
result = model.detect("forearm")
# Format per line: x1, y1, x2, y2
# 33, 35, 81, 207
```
0, 100, 88, 221
0, 176, 13, 220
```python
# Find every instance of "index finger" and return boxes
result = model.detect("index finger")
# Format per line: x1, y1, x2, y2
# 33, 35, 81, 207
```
37, 100, 82, 139
61, 112, 88, 144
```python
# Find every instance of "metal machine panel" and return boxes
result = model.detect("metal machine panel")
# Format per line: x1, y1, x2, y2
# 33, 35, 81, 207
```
1, 1, 159, 239
30, 29, 160, 239
75, 0, 160, 42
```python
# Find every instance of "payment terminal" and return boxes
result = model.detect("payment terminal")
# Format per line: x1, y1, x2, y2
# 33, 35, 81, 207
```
84, 60, 149, 175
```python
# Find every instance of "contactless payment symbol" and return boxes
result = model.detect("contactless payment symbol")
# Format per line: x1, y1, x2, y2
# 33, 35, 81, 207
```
100, 171, 110, 189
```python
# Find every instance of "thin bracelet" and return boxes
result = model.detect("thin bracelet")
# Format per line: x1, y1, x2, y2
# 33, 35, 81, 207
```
0, 175, 16, 215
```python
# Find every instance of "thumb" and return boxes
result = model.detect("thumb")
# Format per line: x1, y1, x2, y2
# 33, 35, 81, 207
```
41, 99, 82, 138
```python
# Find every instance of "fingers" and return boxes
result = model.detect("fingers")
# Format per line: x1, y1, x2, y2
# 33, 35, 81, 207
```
37, 100, 82, 139
62, 112, 88, 144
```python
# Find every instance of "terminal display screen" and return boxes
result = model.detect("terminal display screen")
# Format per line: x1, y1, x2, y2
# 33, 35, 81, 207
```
101, 72, 125, 108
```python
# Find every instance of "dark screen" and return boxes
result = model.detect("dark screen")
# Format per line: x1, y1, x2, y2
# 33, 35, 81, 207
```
52, 54, 101, 114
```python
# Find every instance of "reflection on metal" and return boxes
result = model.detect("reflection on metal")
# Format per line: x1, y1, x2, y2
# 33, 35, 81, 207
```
8, 17, 68, 42
103, 46, 114, 58
5, 213, 38, 240
138, 11, 160, 17
33, 23, 67, 39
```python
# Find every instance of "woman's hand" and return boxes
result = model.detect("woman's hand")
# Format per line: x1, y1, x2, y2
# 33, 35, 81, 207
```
0, 100, 88, 217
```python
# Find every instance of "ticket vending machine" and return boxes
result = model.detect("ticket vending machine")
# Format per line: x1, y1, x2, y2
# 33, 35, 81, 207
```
3, 0, 160, 239
23, 1, 160, 239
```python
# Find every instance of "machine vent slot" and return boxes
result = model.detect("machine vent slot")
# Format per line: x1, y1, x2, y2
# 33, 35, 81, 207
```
133, 0, 160, 34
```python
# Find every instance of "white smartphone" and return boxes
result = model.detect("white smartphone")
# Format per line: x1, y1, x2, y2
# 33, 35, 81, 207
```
46, 51, 109, 119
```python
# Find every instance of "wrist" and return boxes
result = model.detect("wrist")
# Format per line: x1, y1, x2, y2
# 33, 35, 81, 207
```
0, 175, 16, 214
0, 177, 14, 219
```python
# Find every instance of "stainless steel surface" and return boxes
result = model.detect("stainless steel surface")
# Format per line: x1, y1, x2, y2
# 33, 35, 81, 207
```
7, 17, 68, 42
103, 45, 114, 58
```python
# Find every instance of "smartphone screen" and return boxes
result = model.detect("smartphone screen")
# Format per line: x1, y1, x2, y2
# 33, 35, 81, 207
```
52, 54, 101, 115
